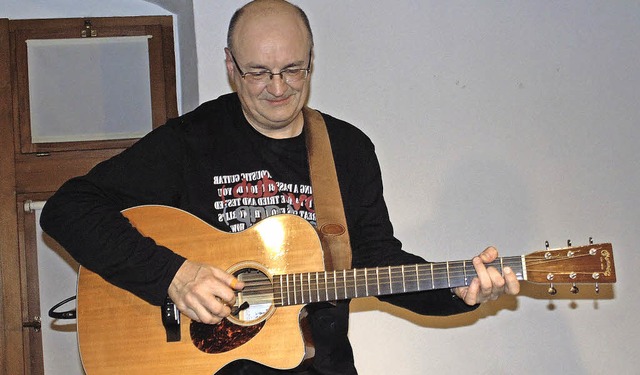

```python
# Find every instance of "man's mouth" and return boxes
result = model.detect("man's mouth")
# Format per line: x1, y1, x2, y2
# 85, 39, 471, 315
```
265, 95, 292, 106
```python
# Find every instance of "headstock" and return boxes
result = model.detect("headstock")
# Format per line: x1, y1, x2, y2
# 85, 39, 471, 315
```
524, 241, 616, 295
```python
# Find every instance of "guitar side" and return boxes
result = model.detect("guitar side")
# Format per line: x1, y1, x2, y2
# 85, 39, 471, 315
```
77, 205, 326, 375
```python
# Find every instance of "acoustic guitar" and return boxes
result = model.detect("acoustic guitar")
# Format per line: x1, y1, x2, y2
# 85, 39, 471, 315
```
76, 205, 616, 374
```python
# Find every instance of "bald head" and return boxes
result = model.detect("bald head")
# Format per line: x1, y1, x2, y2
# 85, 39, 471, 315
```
227, 0, 314, 52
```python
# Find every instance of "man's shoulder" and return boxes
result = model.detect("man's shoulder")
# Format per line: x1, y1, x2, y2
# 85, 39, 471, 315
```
179, 93, 238, 124
157, 93, 239, 139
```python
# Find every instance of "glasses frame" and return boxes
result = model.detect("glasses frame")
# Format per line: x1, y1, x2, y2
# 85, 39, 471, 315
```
229, 50, 312, 85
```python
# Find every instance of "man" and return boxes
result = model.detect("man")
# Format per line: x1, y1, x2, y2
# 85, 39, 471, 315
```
41, 0, 519, 374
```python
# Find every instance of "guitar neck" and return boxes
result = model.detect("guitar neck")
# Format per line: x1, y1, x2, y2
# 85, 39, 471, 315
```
272, 256, 525, 306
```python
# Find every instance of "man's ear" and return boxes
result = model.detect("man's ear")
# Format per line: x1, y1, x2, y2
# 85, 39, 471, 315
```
224, 47, 234, 77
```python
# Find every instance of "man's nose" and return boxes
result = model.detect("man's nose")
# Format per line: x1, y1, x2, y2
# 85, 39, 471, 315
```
266, 73, 289, 96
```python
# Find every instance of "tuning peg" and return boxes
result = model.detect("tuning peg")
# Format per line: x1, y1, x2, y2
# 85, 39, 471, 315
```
570, 283, 579, 294
595, 282, 600, 294
548, 284, 557, 295
545, 241, 550, 250
567, 239, 572, 247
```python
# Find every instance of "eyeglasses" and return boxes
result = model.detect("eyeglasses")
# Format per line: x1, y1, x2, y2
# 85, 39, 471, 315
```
230, 50, 312, 85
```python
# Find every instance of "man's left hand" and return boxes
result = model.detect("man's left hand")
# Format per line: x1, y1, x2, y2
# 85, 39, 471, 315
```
453, 246, 520, 305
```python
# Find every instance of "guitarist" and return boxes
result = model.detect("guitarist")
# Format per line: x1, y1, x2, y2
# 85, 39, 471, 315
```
40, 0, 520, 374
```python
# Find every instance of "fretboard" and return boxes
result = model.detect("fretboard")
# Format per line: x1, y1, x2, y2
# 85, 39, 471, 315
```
272, 256, 525, 307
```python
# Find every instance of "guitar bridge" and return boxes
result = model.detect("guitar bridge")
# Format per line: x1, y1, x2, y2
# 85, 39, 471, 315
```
162, 297, 181, 342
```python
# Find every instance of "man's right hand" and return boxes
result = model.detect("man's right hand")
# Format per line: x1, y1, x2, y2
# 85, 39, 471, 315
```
168, 260, 245, 324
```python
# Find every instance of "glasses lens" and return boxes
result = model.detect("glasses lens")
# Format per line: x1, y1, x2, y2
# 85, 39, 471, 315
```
245, 72, 270, 83
283, 69, 308, 83
243, 69, 309, 85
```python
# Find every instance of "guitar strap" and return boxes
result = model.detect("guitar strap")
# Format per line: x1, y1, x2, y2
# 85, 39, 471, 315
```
302, 107, 353, 271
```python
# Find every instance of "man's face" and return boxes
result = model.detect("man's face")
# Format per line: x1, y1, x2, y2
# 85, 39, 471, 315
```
226, 11, 312, 139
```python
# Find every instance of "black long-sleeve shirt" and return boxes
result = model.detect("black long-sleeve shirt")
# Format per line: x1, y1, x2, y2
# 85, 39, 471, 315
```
41, 93, 475, 374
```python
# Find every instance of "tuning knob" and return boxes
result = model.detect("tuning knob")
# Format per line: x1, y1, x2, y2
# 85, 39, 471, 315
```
570, 284, 579, 294
548, 284, 557, 295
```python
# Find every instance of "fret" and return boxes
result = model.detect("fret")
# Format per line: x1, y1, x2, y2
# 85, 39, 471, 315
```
388, 266, 393, 294
446, 261, 451, 288
323, 271, 330, 302
430, 263, 435, 289
304, 272, 311, 303
401, 266, 406, 293
285, 274, 291, 306
467, 260, 475, 286
463, 260, 468, 286
504, 256, 525, 280
318, 271, 326, 302
308, 272, 314, 303
341, 270, 347, 300
291, 273, 298, 305
333, 271, 342, 300
432, 263, 449, 289
448, 260, 466, 287
275, 275, 284, 307
325, 271, 336, 301
403, 265, 418, 293
377, 266, 391, 295
348, 269, 356, 299
334, 271, 340, 300
353, 269, 359, 298
389, 266, 404, 294
299, 273, 306, 304
416, 264, 432, 291
315, 272, 320, 302
343, 269, 355, 299
365, 268, 373, 296
360, 268, 368, 297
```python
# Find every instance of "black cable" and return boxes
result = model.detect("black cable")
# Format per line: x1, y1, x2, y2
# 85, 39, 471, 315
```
48, 295, 77, 319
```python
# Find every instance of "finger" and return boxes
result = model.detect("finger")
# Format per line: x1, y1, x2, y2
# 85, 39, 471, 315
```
183, 297, 220, 324
463, 278, 481, 305
211, 268, 244, 296
479, 246, 498, 263
503, 267, 521, 295
487, 266, 506, 290
472, 256, 493, 297
489, 271, 505, 301
197, 296, 232, 324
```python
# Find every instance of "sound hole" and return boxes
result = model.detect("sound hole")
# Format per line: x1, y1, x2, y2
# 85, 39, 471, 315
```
190, 265, 274, 354
231, 267, 275, 325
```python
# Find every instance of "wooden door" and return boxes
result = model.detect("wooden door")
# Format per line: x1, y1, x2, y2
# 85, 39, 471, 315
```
0, 15, 177, 375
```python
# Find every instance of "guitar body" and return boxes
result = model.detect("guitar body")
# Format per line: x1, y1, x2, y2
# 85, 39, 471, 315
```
77, 205, 325, 375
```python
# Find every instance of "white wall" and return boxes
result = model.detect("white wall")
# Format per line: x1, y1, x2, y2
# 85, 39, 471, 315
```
194, 1, 639, 374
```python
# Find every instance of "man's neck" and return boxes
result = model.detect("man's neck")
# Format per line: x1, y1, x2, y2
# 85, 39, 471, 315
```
243, 111, 304, 139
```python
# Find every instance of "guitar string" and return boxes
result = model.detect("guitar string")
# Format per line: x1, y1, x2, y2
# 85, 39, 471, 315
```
235, 260, 590, 293
236, 254, 593, 293
235, 254, 585, 291
232, 254, 600, 306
